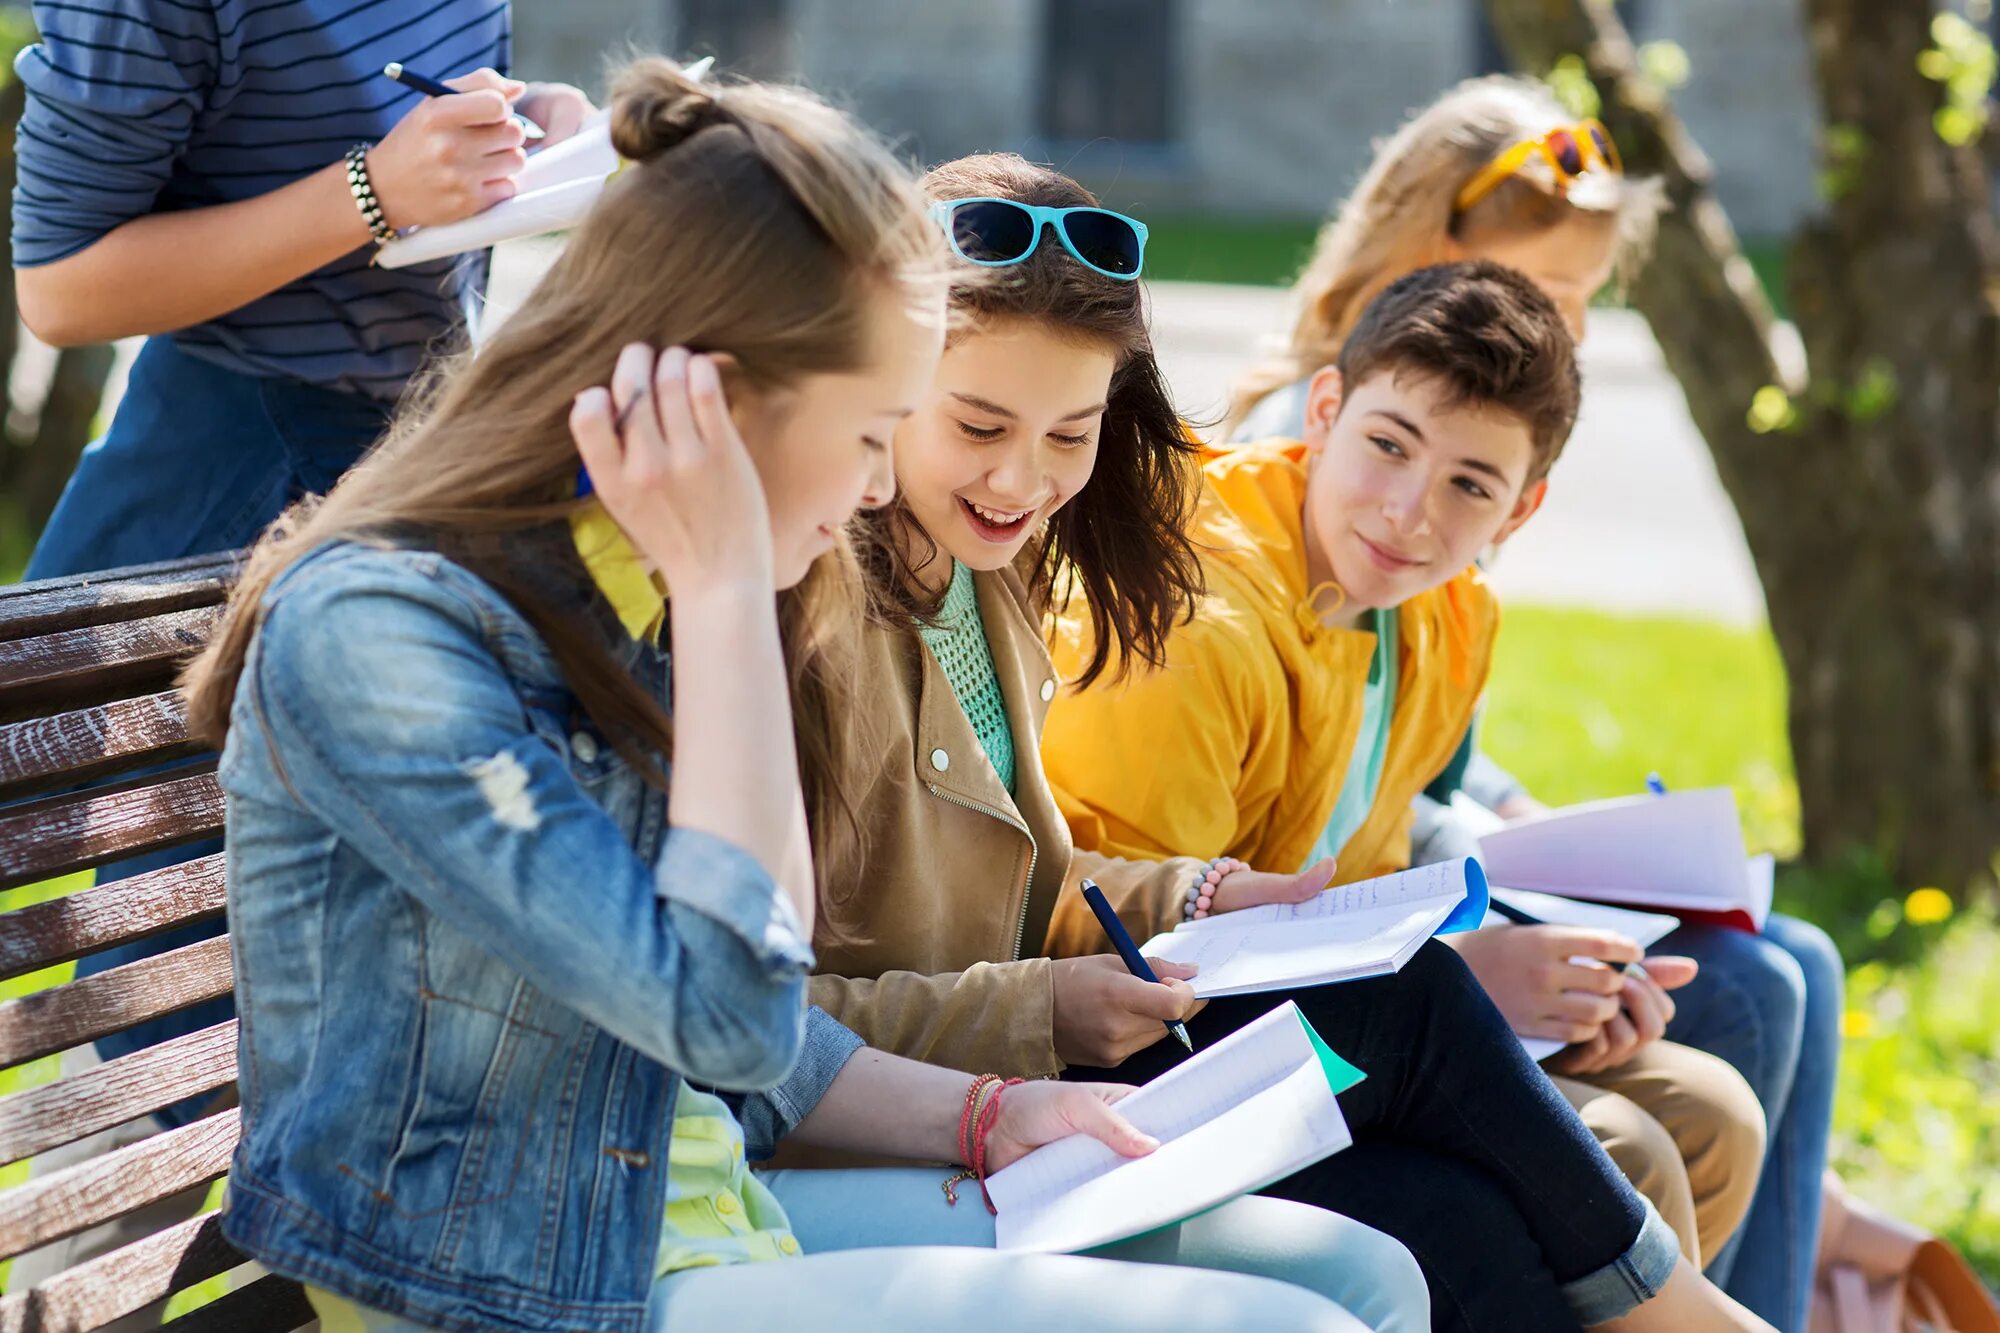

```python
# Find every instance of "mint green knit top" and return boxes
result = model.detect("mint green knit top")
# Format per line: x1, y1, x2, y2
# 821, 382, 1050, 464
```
917, 561, 1015, 793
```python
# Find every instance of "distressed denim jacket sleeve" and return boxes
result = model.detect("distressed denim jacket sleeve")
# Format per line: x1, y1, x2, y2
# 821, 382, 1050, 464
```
247, 554, 813, 1091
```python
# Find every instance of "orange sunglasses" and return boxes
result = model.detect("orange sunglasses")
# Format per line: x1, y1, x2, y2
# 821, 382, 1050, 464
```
1452, 119, 1622, 214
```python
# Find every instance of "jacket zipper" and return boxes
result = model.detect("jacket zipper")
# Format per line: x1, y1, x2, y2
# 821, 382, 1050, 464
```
926, 783, 1039, 962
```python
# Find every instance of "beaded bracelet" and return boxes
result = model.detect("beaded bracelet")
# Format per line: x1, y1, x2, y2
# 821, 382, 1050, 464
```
1183, 856, 1247, 921
942, 1075, 1022, 1208
344, 144, 396, 248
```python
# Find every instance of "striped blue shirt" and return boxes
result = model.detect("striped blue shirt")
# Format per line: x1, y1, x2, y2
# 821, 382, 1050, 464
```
11, 0, 511, 400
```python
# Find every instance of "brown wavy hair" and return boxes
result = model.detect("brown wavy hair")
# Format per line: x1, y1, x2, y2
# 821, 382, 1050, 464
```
181, 56, 947, 909
860, 153, 1202, 688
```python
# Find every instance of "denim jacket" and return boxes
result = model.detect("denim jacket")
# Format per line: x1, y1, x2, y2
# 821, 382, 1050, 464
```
218, 539, 863, 1333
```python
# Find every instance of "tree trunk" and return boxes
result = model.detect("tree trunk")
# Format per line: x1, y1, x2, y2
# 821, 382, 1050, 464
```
1484, 0, 2000, 893
23, 344, 111, 529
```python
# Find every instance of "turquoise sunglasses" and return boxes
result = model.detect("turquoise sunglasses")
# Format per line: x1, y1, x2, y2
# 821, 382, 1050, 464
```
929, 197, 1148, 280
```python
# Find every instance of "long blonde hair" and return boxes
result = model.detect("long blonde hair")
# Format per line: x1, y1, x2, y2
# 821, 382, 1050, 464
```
183, 56, 946, 905
1229, 75, 1657, 431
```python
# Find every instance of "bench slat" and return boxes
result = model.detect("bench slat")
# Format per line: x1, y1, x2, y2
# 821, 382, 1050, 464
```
0, 1108, 236, 1260
0, 933, 233, 1069
0, 1022, 236, 1167
157, 1274, 313, 1333
0, 853, 226, 983
0, 606, 221, 723
0, 690, 199, 802
0, 769, 223, 891
0, 1211, 247, 1333
0, 553, 237, 643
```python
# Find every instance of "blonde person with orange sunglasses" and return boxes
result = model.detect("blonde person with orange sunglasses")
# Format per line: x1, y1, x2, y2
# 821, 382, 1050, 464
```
1227, 75, 1843, 1332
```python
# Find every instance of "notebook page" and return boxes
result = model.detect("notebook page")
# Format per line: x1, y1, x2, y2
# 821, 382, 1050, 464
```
987, 1003, 1312, 1211
1475, 789, 1754, 914
991, 1058, 1350, 1252
1175, 857, 1478, 935
1146, 899, 1456, 997
987, 1003, 1350, 1252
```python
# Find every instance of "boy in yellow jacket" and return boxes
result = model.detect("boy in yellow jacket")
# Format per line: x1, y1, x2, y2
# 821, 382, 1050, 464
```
1043, 259, 1765, 1270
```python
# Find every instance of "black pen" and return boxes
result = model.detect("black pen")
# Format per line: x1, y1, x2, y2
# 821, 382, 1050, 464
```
384, 62, 544, 140
1081, 878, 1193, 1053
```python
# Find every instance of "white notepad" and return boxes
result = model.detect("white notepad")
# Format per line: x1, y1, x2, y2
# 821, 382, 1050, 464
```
376, 58, 714, 269
1135, 857, 1490, 999
1481, 888, 1682, 1062
987, 1001, 1363, 1253
1475, 788, 1772, 931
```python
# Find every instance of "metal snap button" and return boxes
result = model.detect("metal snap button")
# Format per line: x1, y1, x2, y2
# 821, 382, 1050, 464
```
571, 731, 600, 764
1040, 678, 1056, 702
930, 748, 950, 773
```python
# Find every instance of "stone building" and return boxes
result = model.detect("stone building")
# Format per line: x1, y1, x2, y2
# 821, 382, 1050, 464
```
515, 0, 1821, 239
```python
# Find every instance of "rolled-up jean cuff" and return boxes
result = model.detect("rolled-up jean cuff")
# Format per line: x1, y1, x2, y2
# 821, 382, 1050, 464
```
1560, 1197, 1681, 1324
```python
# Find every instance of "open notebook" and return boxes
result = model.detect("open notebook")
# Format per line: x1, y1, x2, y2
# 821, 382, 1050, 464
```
1473, 788, 1773, 932
376, 58, 714, 269
1134, 857, 1490, 999
987, 1001, 1364, 1253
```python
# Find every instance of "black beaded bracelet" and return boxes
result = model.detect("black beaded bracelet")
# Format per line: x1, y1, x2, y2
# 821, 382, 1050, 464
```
344, 143, 395, 247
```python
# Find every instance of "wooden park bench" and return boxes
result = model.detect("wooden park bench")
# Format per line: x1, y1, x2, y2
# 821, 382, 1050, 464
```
0, 553, 312, 1331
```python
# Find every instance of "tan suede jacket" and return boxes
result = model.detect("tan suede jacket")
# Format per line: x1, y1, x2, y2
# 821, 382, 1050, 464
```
807, 560, 1205, 1080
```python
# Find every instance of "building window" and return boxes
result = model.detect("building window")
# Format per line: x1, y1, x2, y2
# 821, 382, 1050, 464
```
1471, 2, 1648, 77
670, 0, 791, 80
1040, 0, 1178, 146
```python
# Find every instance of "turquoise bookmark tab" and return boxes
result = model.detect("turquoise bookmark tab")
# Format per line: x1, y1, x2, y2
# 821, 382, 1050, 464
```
1297, 1010, 1367, 1094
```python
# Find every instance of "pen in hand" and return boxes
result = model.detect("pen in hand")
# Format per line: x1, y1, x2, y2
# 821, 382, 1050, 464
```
1081, 879, 1194, 1053
384, 62, 545, 140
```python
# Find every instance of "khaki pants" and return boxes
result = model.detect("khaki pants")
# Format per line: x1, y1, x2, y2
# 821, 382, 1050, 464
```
1552, 1039, 1767, 1270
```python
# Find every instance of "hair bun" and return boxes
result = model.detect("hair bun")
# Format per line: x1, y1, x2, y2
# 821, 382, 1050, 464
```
610, 57, 733, 163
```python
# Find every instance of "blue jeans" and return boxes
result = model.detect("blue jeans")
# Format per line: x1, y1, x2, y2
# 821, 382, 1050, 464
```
25, 336, 391, 1124
1661, 913, 1843, 1332
762, 1168, 1425, 1331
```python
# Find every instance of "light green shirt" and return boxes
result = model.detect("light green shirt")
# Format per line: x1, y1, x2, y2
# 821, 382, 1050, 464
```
1303, 608, 1399, 870
917, 560, 1016, 793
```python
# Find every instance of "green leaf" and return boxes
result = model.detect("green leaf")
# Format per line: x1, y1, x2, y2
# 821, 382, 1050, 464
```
1747, 384, 1799, 434
1637, 40, 1691, 91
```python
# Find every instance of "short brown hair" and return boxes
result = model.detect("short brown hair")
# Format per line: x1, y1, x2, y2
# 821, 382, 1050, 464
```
1336, 259, 1580, 480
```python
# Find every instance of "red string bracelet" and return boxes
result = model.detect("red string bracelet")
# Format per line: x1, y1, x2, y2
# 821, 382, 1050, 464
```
943, 1074, 1003, 1206
972, 1078, 1025, 1215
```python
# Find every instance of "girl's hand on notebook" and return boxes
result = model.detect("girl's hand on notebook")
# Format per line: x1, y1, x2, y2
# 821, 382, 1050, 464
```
1052, 955, 1205, 1067
982, 1082, 1159, 1173
1206, 856, 1337, 916
572, 345, 775, 595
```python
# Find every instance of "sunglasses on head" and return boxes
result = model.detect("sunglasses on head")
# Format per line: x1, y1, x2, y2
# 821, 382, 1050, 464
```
1452, 119, 1622, 215
929, 197, 1149, 280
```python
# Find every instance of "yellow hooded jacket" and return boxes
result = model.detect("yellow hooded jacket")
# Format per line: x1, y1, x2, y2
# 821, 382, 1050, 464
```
1042, 439, 1499, 915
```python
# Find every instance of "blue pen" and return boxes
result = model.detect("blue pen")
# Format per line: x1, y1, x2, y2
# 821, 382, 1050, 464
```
1645, 772, 1668, 796
1080, 878, 1193, 1053
384, 62, 545, 140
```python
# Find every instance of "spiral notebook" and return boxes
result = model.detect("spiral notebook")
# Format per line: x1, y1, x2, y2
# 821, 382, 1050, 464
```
987, 1001, 1364, 1253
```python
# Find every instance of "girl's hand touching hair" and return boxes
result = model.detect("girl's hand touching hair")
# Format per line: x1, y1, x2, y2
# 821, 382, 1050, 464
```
571, 344, 775, 597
